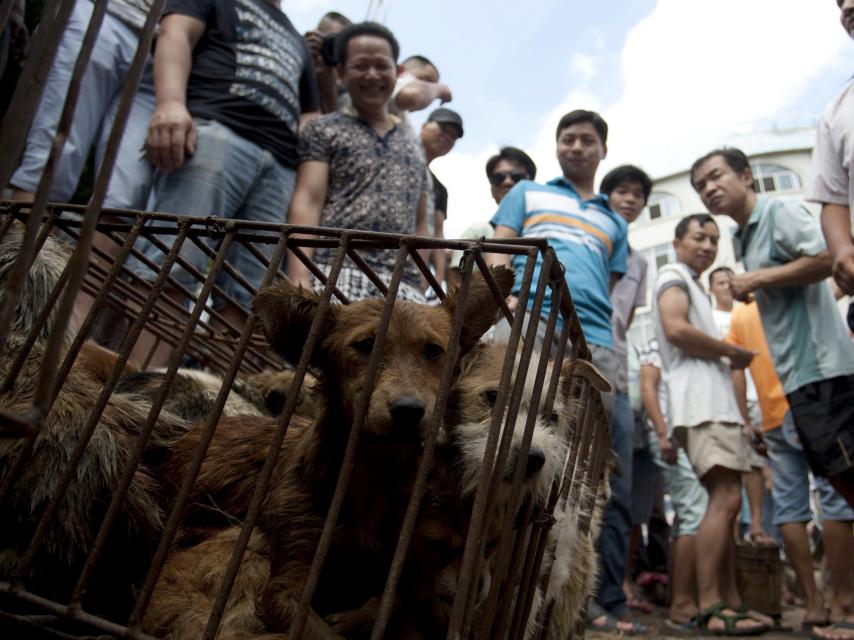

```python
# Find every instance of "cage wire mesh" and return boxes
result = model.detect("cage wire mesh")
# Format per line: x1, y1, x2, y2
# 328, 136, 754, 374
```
0, 2, 614, 638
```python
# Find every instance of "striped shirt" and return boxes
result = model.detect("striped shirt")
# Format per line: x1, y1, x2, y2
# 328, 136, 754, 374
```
491, 177, 628, 348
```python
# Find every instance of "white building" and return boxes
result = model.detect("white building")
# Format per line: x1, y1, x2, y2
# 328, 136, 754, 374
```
626, 123, 819, 350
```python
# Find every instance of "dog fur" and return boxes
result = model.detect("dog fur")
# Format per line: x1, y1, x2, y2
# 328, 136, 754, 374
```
0, 222, 191, 617
150, 267, 514, 639
244, 368, 320, 419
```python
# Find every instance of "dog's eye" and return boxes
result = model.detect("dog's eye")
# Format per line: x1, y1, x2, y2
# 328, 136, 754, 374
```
482, 389, 498, 407
352, 336, 375, 355
423, 342, 445, 361
543, 410, 560, 426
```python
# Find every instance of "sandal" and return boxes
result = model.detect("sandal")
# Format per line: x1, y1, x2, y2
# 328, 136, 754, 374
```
627, 594, 654, 614
664, 617, 699, 636
744, 530, 778, 547
587, 600, 648, 636
698, 602, 770, 636
732, 603, 789, 631
811, 621, 854, 640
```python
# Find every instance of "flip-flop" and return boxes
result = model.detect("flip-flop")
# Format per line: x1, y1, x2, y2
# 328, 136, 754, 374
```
664, 617, 699, 636
810, 621, 854, 640
698, 602, 770, 636
587, 600, 648, 636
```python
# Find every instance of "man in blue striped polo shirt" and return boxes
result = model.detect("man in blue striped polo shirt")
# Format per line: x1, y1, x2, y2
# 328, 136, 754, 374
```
487, 109, 640, 634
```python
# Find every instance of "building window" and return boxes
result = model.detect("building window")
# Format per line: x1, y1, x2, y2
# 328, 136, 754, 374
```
751, 163, 801, 194
643, 192, 680, 223
642, 243, 677, 306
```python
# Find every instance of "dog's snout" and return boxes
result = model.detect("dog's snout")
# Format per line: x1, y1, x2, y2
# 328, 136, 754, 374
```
526, 447, 546, 477
388, 397, 426, 427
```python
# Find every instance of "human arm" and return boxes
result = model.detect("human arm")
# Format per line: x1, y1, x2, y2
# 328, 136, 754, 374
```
820, 203, 854, 294
146, 14, 207, 173
731, 254, 832, 300
394, 80, 452, 112
640, 362, 676, 464
657, 286, 755, 368
303, 29, 339, 114
286, 161, 329, 289
484, 225, 518, 267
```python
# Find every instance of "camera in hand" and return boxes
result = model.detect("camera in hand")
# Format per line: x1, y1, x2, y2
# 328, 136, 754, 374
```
320, 34, 338, 67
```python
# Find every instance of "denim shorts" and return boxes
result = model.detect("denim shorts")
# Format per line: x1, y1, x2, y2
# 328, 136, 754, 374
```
764, 412, 854, 526
129, 119, 297, 310
648, 428, 708, 537
10, 0, 154, 207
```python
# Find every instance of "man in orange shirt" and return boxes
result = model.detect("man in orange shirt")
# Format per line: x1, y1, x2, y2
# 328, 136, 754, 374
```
727, 300, 854, 633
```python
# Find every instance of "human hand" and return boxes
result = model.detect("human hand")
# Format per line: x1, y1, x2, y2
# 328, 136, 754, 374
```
435, 83, 452, 104
658, 433, 677, 465
831, 244, 854, 295
727, 344, 756, 370
146, 101, 196, 173
745, 423, 767, 457
506, 294, 518, 311
731, 271, 762, 301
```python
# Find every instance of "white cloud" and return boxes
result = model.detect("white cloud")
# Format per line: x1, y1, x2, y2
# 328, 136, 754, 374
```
570, 53, 597, 80
442, 0, 848, 237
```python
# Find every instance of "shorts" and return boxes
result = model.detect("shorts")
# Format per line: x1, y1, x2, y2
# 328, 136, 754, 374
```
673, 420, 748, 480
128, 119, 296, 310
764, 413, 854, 525
647, 429, 708, 537
787, 374, 854, 478
10, 0, 154, 207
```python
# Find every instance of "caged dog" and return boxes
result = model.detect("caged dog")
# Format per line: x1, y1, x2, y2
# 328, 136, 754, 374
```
115, 367, 321, 426
0, 222, 191, 617
444, 339, 618, 638
150, 267, 515, 639
145, 436, 496, 640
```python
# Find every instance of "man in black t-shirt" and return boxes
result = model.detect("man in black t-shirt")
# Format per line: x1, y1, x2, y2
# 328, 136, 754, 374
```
419, 107, 462, 287
135, 0, 320, 367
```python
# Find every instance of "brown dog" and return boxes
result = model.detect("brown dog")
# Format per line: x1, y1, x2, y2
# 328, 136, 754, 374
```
152, 267, 514, 639
0, 226, 191, 618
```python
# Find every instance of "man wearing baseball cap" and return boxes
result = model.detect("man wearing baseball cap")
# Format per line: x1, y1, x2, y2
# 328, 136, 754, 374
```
420, 107, 463, 287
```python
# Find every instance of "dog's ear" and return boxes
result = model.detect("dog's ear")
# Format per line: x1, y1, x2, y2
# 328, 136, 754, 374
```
252, 279, 337, 367
444, 265, 515, 352
559, 358, 611, 398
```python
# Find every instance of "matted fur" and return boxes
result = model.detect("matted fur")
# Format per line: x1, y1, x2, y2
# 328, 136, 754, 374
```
0, 223, 192, 617
116, 368, 267, 424
151, 267, 515, 639
0, 222, 74, 347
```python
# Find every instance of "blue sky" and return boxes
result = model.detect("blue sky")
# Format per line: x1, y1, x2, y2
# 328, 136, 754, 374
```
283, 0, 851, 235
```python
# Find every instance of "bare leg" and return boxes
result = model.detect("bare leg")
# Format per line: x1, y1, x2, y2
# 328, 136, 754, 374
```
10, 189, 34, 202
668, 535, 699, 623
823, 520, 854, 623
744, 467, 774, 543
697, 466, 764, 633
779, 522, 829, 624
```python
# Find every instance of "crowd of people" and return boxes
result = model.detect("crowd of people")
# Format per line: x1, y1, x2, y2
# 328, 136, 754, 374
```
2, 0, 854, 638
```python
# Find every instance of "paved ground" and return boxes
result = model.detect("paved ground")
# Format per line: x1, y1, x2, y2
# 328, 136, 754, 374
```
585, 604, 814, 639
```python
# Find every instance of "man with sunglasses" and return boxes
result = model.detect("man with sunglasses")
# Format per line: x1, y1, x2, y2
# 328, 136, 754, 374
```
447, 146, 536, 290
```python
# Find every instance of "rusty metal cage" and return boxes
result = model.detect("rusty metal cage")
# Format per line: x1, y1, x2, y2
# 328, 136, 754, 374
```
0, 2, 613, 638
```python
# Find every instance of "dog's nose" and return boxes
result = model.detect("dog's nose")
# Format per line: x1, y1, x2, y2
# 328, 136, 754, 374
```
388, 397, 426, 428
525, 447, 546, 477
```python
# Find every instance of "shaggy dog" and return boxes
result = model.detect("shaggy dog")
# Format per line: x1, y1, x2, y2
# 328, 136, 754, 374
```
151, 267, 514, 639
0, 223, 190, 617
244, 368, 320, 419
443, 339, 617, 639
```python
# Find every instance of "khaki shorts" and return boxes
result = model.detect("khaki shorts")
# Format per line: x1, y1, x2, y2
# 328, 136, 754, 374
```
673, 421, 748, 480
